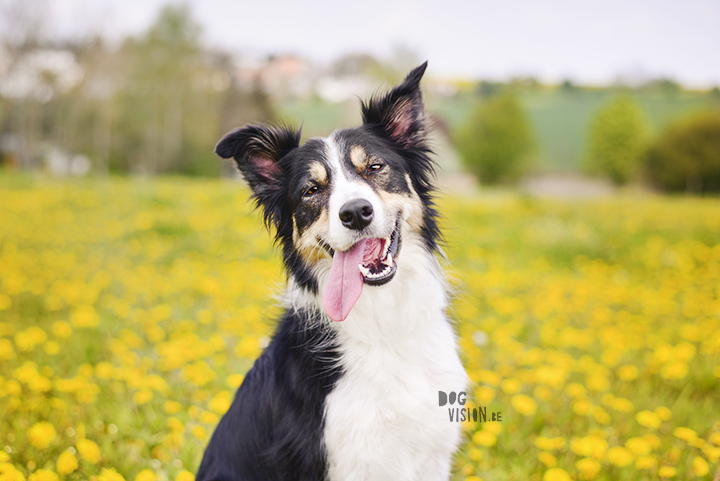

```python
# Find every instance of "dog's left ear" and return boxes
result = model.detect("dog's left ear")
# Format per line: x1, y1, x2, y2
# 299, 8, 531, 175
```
361, 62, 428, 148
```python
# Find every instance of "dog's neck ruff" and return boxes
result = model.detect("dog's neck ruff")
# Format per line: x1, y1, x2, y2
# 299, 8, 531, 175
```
284, 232, 467, 481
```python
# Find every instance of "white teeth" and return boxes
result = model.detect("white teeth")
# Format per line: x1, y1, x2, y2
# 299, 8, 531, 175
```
382, 237, 391, 258
383, 252, 393, 266
358, 262, 392, 279
358, 264, 371, 277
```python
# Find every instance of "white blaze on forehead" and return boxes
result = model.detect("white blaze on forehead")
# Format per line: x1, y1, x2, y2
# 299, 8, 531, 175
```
323, 135, 388, 250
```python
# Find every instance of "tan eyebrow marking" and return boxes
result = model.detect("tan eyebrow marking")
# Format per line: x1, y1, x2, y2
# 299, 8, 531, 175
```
309, 161, 328, 183
350, 145, 367, 170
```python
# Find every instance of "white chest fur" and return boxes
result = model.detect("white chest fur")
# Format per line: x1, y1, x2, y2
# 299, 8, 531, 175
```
320, 239, 468, 481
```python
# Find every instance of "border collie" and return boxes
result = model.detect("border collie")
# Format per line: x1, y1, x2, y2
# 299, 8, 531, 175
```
196, 63, 467, 481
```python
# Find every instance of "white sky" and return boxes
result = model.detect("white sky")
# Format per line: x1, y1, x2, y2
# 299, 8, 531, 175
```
48, 0, 720, 87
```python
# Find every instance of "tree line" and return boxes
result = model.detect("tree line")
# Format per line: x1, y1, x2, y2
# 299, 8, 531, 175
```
455, 89, 720, 194
0, 4, 273, 176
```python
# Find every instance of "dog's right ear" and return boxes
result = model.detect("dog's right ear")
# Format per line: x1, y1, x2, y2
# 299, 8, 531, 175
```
215, 124, 301, 197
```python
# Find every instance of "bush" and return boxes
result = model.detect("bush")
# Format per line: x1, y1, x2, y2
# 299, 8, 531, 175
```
585, 95, 648, 185
455, 93, 534, 184
645, 110, 720, 193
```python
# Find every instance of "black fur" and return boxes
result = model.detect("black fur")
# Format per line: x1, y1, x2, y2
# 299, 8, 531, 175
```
195, 310, 341, 481
198, 64, 441, 481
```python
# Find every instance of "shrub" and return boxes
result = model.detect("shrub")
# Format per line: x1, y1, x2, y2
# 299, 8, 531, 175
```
645, 109, 720, 193
455, 93, 534, 184
585, 95, 648, 185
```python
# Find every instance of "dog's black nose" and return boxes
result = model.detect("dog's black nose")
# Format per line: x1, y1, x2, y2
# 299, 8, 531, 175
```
339, 199, 374, 230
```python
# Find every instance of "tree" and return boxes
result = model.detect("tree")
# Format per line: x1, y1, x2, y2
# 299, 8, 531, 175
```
455, 93, 534, 184
644, 110, 720, 193
585, 95, 647, 185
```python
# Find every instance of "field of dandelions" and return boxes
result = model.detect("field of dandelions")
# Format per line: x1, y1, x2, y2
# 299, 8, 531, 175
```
1, 176, 719, 481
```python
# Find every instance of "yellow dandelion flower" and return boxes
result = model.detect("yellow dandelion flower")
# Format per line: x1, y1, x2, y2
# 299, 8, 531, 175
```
658, 466, 676, 478
533, 385, 553, 401
635, 455, 657, 469
134, 389, 154, 405
592, 406, 610, 424
0, 464, 26, 481
538, 452, 557, 467
235, 336, 260, 358
616, 365, 638, 381
709, 432, 720, 447
56, 450, 78, 475
692, 456, 709, 477
0, 293, 11, 310
28, 470, 58, 481
625, 437, 652, 456
474, 386, 495, 404
565, 383, 586, 398
675, 342, 696, 361
468, 448, 483, 461
660, 361, 688, 380
164, 400, 183, 414
610, 397, 633, 412
586, 374, 610, 392
167, 417, 184, 433
95, 362, 115, 379
51, 321, 72, 338
461, 463, 475, 476
572, 399, 591, 416
134, 469, 158, 481
464, 477, 483, 481
673, 427, 698, 442
176, 470, 195, 481
501, 378, 522, 395
0, 339, 16, 361
703, 444, 720, 463
534, 437, 566, 451
70, 305, 99, 328
208, 391, 232, 415
77, 438, 101, 464
511, 394, 537, 416
98, 468, 125, 481
478, 369, 501, 386
27, 421, 57, 450
655, 406, 672, 421
570, 436, 608, 459
575, 458, 601, 480
543, 468, 571, 481
472, 430, 497, 447
226, 373, 244, 388
191, 425, 207, 441
200, 411, 219, 425
607, 446, 633, 467
635, 410, 662, 429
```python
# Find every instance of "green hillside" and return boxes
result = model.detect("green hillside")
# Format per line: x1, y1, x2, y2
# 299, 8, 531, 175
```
280, 88, 719, 174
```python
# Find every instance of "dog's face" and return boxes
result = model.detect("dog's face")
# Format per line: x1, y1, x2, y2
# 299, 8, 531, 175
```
216, 63, 439, 321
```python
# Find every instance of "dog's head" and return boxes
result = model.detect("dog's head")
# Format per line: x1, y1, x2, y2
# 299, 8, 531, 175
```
216, 63, 439, 321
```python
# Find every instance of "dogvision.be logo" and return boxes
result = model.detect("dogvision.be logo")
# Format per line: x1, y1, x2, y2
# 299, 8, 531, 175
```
439, 391, 502, 423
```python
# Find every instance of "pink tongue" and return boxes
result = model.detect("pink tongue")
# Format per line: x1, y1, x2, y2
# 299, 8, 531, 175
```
323, 239, 369, 322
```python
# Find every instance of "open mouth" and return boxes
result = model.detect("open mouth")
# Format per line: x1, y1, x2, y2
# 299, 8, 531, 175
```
322, 219, 401, 322
358, 221, 400, 286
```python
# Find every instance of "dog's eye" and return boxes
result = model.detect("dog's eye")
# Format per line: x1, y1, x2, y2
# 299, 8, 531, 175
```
367, 163, 384, 173
304, 186, 319, 197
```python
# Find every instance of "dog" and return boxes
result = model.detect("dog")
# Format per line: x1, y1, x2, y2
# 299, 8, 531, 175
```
196, 62, 468, 481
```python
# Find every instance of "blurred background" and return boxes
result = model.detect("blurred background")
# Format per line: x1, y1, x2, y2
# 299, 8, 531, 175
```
2, 2, 720, 480
1, 0, 718, 193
